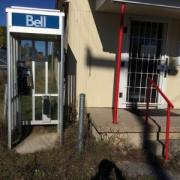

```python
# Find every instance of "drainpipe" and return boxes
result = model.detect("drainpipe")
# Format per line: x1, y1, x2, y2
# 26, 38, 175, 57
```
113, 3, 126, 124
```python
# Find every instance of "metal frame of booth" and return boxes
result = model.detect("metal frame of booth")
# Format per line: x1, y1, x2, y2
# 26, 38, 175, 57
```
6, 6, 65, 149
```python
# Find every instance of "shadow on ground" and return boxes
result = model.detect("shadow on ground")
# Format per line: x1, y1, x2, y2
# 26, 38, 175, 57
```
130, 102, 170, 180
91, 159, 125, 180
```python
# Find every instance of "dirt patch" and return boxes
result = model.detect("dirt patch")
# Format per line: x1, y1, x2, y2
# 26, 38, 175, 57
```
0, 121, 180, 180
0, 122, 139, 179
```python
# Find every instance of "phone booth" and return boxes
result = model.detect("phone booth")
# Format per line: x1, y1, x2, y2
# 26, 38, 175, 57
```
6, 7, 65, 149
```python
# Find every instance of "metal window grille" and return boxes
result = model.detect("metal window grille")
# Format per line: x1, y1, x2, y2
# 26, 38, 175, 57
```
127, 21, 166, 104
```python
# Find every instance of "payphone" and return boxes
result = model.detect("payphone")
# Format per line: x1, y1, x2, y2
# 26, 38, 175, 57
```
6, 6, 65, 149
17, 60, 33, 95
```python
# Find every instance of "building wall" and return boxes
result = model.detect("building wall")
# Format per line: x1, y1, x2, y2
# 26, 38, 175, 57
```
67, 0, 180, 109
67, 0, 119, 108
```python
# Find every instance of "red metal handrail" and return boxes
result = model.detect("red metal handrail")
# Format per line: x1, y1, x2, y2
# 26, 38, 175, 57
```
146, 78, 174, 160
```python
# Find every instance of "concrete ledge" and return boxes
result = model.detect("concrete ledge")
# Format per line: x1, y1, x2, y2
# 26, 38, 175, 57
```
88, 108, 180, 133
88, 108, 180, 156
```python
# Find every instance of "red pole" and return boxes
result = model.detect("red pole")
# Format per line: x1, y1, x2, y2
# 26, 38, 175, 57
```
113, 3, 126, 124
165, 105, 171, 160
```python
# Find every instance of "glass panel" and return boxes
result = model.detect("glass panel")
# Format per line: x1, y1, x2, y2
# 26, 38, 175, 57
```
50, 97, 58, 120
48, 42, 58, 93
20, 40, 33, 62
19, 41, 33, 121
34, 41, 46, 61
21, 96, 32, 121
19, 40, 33, 94
35, 62, 45, 93
34, 41, 46, 93
35, 97, 42, 120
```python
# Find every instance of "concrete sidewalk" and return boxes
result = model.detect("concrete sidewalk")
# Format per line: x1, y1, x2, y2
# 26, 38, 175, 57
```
88, 108, 180, 133
88, 108, 180, 153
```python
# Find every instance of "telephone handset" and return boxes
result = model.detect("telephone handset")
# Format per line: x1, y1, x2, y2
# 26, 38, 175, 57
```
18, 61, 33, 95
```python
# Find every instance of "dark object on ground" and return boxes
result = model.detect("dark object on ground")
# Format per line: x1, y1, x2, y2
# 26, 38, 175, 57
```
92, 159, 125, 180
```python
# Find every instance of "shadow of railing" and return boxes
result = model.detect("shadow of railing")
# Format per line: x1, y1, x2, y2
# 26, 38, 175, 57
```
148, 116, 166, 157
130, 102, 170, 180
132, 109, 180, 117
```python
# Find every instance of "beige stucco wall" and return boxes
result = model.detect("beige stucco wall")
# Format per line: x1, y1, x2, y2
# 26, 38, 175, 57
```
67, 0, 180, 109
67, 0, 119, 108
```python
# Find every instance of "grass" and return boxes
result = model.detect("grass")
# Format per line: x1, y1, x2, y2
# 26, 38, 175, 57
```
0, 124, 121, 179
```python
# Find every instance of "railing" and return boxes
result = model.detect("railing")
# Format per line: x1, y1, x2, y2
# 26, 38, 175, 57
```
146, 78, 174, 161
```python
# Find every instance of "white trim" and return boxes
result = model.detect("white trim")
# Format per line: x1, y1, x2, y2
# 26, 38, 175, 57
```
178, 43, 180, 66
34, 94, 58, 97
22, 120, 58, 125
32, 60, 35, 121
45, 42, 48, 94
10, 6, 60, 12
9, 27, 63, 35
112, 0, 180, 10
58, 17, 65, 142
6, 7, 64, 16
6, 7, 64, 35
122, 16, 168, 108
7, 11, 12, 149
119, 17, 130, 108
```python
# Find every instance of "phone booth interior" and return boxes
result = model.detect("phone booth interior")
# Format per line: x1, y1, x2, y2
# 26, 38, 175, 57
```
6, 7, 65, 149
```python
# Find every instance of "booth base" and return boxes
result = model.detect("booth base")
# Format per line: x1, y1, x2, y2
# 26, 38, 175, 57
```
15, 127, 58, 154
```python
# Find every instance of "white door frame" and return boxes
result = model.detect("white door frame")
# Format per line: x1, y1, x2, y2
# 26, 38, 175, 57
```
119, 16, 169, 108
